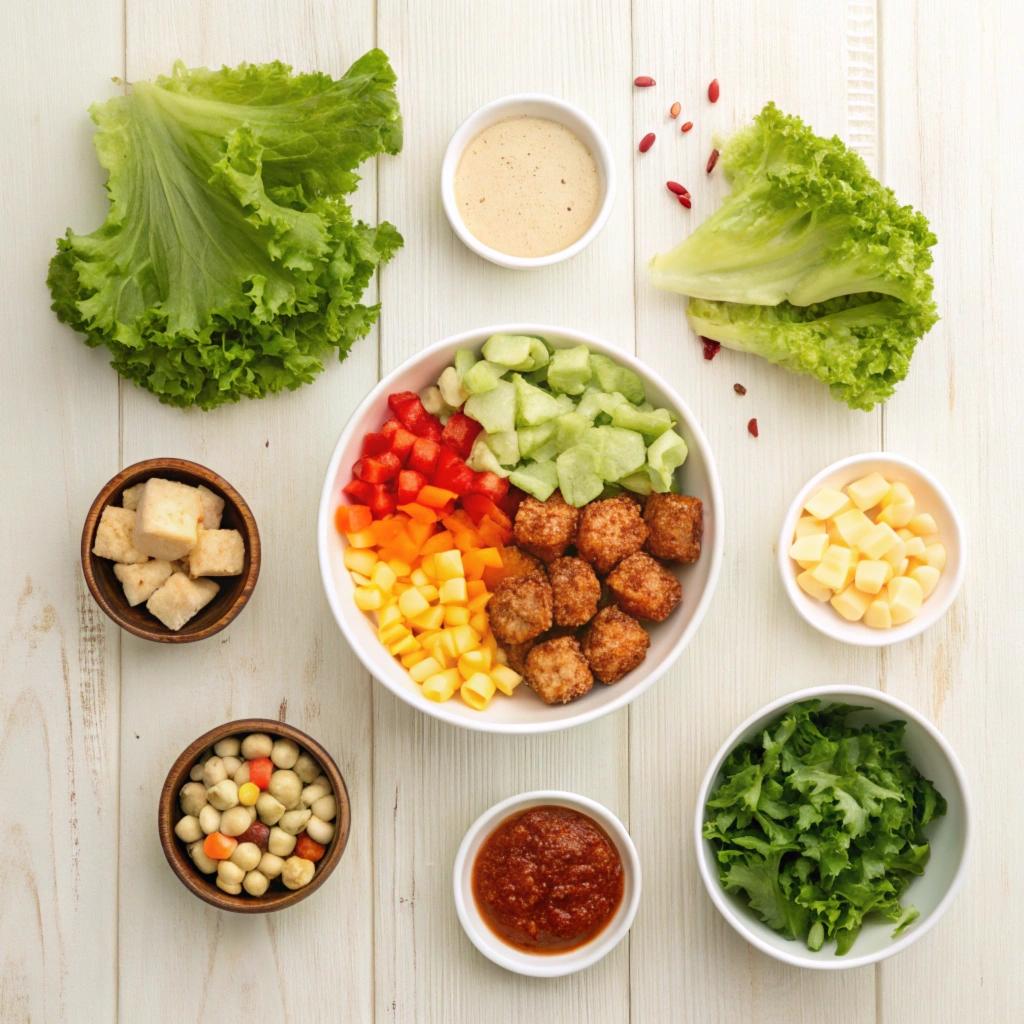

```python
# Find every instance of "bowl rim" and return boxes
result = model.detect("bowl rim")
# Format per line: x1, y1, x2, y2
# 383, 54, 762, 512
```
158, 717, 351, 913
777, 452, 966, 647
316, 322, 725, 734
452, 789, 642, 977
693, 684, 973, 970
440, 93, 617, 269
81, 457, 261, 643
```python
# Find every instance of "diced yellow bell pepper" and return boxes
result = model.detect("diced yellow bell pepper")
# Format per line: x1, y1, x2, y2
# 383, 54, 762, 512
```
417, 584, 440, 603
371, 561, 398, 593
846, 472, 890, 511
398, 587, 431, 620
422, 668, 461, 702
354, 586, 383, 611
378, 603, 404, 629
344, 547, 378, 576
469, 612, 489, 636
350, 571, 373, 587
439, 577, 468, 605
458, 649, 492, 680
450, 624, 480, 654
434, 550, 465, 581
378, 621, 410, 645
467, 592, 492, 614
390, 635, 420, 656
410, 568, 430, 587
461, 672, 496, 711
409, 656, 444, 683
444, 606, 470, 627
388, 558, 412, 579
490, 664, 523, 696
345, 528, 377, 548
401, 650, 430, 668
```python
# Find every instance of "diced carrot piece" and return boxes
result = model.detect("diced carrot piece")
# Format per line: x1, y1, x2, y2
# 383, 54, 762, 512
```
371, 518, 406, 546
481, 564, 506, 590
420, 531, 455, 556
477, 547, 503, 567
466, 580, 487, 599
417, 485, 459, 509
335, 504, 372, 535
376, 546, 396, 563
478, 515, 511, 547
453, 531, 479, 553
462, 550, 485, 581
397, 503, 439, 525
406, 520, 436, 547
390, 531, 423, 563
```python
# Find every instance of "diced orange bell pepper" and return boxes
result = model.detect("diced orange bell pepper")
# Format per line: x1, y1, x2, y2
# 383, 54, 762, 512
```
421, 553, 438, 579
476, 547, 503, 567
390, 530, 423, 564
482, 564, 506, 590
453, 530, 480, 553
420, 531, 455, 556
335, 504, 372, 535
397, 503, 440, 525
417, 485, 459, 509
462, 550, 485, 581
405, 520, 436, 547
477, 515, 511, 547
371, 517, 406, 546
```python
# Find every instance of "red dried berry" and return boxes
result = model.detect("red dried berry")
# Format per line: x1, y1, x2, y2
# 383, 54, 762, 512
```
634, 76, 656, 87
706, 148, 720, 173
670, 102, 681, 118
701, 337, 721, 360
708, 79, 720, 103
747, 418, 759, 438
678, 195, 692, 208
666, 181, 688, 196
680, 121, 694, 133
733, 383, 747, 395
638, 132, 656, 153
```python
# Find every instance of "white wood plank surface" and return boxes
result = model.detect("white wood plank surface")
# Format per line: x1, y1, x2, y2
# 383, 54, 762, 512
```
3, 0, 1023, 1020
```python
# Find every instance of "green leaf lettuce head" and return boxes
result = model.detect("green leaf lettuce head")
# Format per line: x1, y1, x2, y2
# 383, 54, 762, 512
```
702, 699, 946, 956
48, 51, 403, 409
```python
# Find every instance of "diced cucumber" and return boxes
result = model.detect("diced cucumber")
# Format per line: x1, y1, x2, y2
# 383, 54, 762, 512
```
437, 366, 468, 407
508, 460, 560, 501
646, 429, 689, 492
513, 373, 565, 426
531, 438, 561, 462
546, 344, 592, 395
556, 444, 605, 507
525, 338, 551, 370
486, 430, 521, 466
464, 379, 516, 434
617, 470, 653, 495
580, 425, 646, 482
589, 353, 646, 404
454, 350, 477, 380
521, 366, 551, 385
462, 360, 508, 395
554, 393, 577, 415
481, 334, 548, 371
517, 421, 557, 458
611, 404, 675, 441
466, 436, 511, 477
555, 412, 591, 452
577, 389, 629, 421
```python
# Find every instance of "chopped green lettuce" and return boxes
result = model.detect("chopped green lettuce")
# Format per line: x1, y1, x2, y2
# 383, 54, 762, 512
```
580, 426, 646, 483
513, 373, 565, 426
555, 445, 605, 506
611, 404, 675, 442
589, 353, 646, 404
646, 429, 688, 492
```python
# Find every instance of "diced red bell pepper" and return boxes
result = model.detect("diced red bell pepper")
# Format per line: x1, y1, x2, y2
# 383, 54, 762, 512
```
418, 416, 443, 442
497, 485, 526, 521
469, 471, 510, 503
368, 484, 398, 517
408, 436, 440, 475
440, 413, 483, 459
389, 392, 443, 440
249, 757, 273, 790
362, 432, 390, 457
355, 450, 402, 484
397, 469, 429, 505
387, 391, 421, 415
461, 493, 513, 531
432, 447, 475, 495
335, 504, 373, 535
343, 478, 373, 505
381, 417, 402, 441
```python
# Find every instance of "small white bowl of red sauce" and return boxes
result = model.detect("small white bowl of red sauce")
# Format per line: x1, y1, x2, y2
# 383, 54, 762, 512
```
453, 790, 641, 977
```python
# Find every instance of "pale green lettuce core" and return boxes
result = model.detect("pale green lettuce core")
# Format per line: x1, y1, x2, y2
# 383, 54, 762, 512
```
48, 51, 403, 408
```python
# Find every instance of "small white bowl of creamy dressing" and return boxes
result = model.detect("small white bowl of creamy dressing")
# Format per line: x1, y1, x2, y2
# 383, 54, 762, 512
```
441, 94, 616, 269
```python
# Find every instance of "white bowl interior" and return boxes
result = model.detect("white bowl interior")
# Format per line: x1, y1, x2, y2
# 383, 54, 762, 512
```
696, 687, 971, 969
779, 454, 965, 647
318, 325, 722, 733
453, 792, 641, 977
440, 95, 616, 268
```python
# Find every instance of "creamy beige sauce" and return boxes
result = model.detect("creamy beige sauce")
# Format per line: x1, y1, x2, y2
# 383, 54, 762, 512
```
454, 116, 601, 258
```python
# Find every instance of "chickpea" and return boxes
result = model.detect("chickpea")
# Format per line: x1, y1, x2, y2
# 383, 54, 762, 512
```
189, 763, 205, 782
219, 806, 251, 837
179, 782, 208, 817
270, 738, 300, 770
216, 878, 242, 895
278, 809, 312, 836
174, 815, 203, 844
199, 805, 221, 835
268, 827, 297, 857
292, 752, 321, 784
256, 792, 286, 826
188, 840, 217, 874
218, 860, 245, 885
233, 761, 250, 786
311, 794, 337, 822
258, 852, 285, 879
207, 779, 239, 811
202, 756, 227, 789
230, 842, 262, 872
243, 870, 270, 897
305, 816, 335, 846
241, 733, 273, 759
220, 756, 242, 777
301, 779, 331, 808
247, 805, 257, 823
213, 736, 241, 758
281, 856, 316, 890
268, 770, 302, 810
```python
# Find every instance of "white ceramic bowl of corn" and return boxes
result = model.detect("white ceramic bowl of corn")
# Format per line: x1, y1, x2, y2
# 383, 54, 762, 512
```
778, 453, 965, 646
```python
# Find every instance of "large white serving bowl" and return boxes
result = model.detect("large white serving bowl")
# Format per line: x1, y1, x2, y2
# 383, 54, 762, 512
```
695, 685, 972, 969
318, 324, 723, 734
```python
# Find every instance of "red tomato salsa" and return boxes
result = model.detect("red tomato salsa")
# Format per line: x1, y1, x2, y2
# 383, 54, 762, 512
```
471, 805, 625, 953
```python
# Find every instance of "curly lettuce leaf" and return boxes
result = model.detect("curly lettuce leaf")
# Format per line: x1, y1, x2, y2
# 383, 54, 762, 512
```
48, 51, 402, 409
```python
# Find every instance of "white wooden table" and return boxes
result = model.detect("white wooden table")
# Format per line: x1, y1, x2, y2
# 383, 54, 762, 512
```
4, 1, 1021, 1020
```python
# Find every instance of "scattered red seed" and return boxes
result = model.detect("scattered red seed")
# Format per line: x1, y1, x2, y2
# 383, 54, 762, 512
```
706, 148, 720, 173
638, 132, 656, 153
680, 121, 694, 133
701, 337, 721, 360
634, 76, 656, 87
678, 195, 692, 209
666, 181, 688, 196
708, 79, 720, 103
747, 418, 759, 437
669, 101, 681, 118
733, 383, 747, 395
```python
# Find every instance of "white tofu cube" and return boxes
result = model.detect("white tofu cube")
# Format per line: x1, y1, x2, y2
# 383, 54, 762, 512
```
197, 485, 225, 530
113, 560, 174, 606
146, 573, 219, 631
188, 529, 245, 577
93, 507, 149, 564
132, 479, 203, 560
121, 483, 146, 510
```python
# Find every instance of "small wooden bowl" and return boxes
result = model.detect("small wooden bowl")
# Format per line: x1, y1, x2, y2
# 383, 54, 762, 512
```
81, 458, 260, 643
159, 719, 351, 913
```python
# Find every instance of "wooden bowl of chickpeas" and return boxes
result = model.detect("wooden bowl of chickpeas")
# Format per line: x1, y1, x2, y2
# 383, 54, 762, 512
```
159, 719, 351, 913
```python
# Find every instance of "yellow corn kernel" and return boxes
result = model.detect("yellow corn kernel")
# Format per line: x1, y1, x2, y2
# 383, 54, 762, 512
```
923, 544, 946, 571
789, 533, 830, 563
860, 522, 900, 560
388, 559, 412, 579
343, 547, 378, 576
444, 605, 471, 627
811, 546, 855, 591
354, 586, 383, 611
417, 584, 440, 603
350, 571, 373, 587
832, 509, 874, 549
794, 516, 827, 539
371, 561, 398, 594
345, 528, 377, 548
434, 550, 465, 581
410, 568, 430, 587
796, 570, 832, 602
490, 664, 523, 696
854, 559, 891, 596
401, 650, 430, 668
378, 604, 403, 629
438, 577, 468, 605
460, 672, 496, 711
846, 472, 891, 511
804, 487, 852, 521
390, 635, 420, 656
411, 605, 446, 631
398, 587, 431, 620
830, 584, 873, 622
469, 612, 489, 635
908, 513, 938, 537
422, 668, 461, 702
881, 481, 914, 508
888, 576, 923, 624
458, 649, 492, 680
409, 656, 443, 683
910, 565, 940, 599
450, 624, 480, 654
863, 598, 892, 629
467, 592, 492, 614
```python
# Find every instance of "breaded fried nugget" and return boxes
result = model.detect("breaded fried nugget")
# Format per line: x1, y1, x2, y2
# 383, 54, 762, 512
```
513, 491, 580, 563
575, 495, 649, 575
487, 573, 553, 645
581, 606, 650, 684
524, 636, 594, 705
643, 492, 703, 563
548, 556, 601, 627
497, 639, 535, 675
496, 544, 544, 581
606, 552, 681, 622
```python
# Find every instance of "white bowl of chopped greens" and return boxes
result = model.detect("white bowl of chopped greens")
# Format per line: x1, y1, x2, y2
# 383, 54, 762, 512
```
318, 324, 723, 733
695, 686, 971, 968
